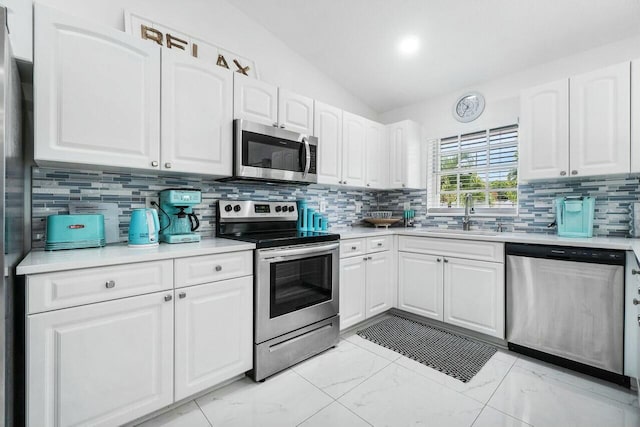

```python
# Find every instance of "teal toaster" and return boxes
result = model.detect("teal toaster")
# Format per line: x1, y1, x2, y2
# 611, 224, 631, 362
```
45, 214, 106, 251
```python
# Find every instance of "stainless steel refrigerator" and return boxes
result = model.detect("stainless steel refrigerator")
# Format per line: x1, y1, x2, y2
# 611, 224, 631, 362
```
0, 6, 28, 426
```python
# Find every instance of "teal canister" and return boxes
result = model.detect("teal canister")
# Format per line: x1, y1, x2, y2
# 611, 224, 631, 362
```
306, 208, 315, 232
297, 200, 308, 231
313, 212, 322, 231
321, 216, 328, 231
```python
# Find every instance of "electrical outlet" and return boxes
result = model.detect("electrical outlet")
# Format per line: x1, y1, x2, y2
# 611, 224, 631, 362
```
403, 202, 411, 210
355, 201, 363, 214
319, 200, 327, 213
145, 196, 159, 209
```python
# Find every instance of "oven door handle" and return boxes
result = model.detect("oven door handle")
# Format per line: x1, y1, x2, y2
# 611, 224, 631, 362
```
302, 136, 311, 177
259, 242, 339, 260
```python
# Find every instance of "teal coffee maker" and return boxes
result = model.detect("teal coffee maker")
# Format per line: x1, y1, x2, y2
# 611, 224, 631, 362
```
555, 196, 595, 238
159, 189, 202, 243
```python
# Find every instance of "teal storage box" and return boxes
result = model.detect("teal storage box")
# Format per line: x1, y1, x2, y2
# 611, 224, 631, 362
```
555, 196, 595, 238
45, 214, 106, 250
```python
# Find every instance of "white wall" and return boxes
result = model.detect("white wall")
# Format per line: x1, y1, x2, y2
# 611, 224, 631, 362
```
34, 0, 378, 120
379, 34, 640, 140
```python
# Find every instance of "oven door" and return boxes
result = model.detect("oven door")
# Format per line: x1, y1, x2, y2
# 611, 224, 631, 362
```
255, 242, 339, 343
235, 119, 317, 184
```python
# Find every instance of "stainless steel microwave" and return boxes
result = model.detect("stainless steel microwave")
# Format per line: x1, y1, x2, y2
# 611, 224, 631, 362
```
232, 119, 318, 184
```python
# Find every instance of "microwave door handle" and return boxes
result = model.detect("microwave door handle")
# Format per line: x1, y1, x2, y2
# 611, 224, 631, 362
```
302, 136, 311, 176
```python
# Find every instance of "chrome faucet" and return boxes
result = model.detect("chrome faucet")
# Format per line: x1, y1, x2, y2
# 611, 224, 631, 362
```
462, 193, 474, 231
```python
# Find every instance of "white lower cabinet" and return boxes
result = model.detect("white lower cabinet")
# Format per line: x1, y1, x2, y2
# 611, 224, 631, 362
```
366, 251, 394, 318
397, 237, 505, 339
397, 252, 444, 321
339, 256, 367, 330
27, 291, 174, 427
174, 276, 253, 401
443, 257, 505, 338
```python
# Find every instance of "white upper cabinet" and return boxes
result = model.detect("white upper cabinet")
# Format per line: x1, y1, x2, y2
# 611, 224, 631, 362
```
342, 111, 367, 187
28, 292, 174, 427
570, 62, 631, 177
162, 50, 233, 176
365, 120, 387, 189
174, 277, 252, 401
519, 79, 570, 181
314, 101, 343, 185
34, 5, 161, 170
278, 88, 314, 134
520, 61, 632, 181
233, 73, 278, 127
633, 59, 640, 173
2, 0, 32, 62
387, 120, 425, 189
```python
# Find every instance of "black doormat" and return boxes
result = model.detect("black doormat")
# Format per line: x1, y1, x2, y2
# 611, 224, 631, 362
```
357, 315, 497, 383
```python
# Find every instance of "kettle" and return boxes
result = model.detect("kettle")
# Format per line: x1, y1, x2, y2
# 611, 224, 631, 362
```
128, 208, 160, 247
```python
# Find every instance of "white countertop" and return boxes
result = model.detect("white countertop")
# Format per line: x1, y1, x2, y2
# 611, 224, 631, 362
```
16, 238, 256, 276
335, 226, 637, 251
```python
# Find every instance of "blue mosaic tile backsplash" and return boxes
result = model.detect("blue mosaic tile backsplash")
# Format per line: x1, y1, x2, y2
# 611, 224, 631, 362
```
31, 167, 640, 246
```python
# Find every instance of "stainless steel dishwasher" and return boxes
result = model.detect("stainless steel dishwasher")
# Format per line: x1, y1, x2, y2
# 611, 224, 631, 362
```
506, 243, 627, 385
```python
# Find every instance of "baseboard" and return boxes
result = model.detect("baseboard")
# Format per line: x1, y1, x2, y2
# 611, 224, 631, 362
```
339, 311, 394, 337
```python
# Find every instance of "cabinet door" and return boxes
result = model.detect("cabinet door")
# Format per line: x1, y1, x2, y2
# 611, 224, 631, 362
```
388, 123, 407, 188
34, 5, 161, 170
233, 73, 278, 127
339, 256, 367, 330
175, 277, 252, 401
161, 50, 233, 176
28, 292, 174, 427
278, 88, 314, 134
519, 79, 570, 181
366, 251, 393, 318
632, 59, 640, 173
570, 62, 631, 177
443, 258, 505, 339
314, 101, 343, 185
365, 121, 387, 189
397, 252, 443, 321
342, 112, 367, 187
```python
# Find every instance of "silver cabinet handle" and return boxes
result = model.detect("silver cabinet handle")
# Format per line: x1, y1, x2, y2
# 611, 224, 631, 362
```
367, 256, 372, 260
402, 183, 406, 188
343, 181, 347, 185
105, 280, 115, 289
351, 246, 357, 250
632, 269, 640, 275
377, 242, 383, 247
560, 171, 567, 176
437, 258, 442, 262
443, 258, 449, 263
363, 257, 368, 261
165, 162, 172, 168
151, 161, 159, 167
164, 294, 173, 302
179, 292, 186, 299
367, 183, 370, 187
215, 265, 222, 272
272, 122, 278, 127
571, 170, 578, 175
634, 298, 640, 305
279, 124, 285, 129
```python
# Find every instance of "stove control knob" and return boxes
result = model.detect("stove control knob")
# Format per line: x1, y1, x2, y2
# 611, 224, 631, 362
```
275, 206, 282, 212
288, 206, 295, 212
233, 205, 241, 212
224, 204, 232, 212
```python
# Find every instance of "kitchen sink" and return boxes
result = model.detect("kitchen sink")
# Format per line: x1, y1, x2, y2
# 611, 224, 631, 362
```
416, 228, 498, 237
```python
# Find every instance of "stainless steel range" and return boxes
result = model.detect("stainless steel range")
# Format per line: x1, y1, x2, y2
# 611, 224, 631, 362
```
216, 200, 340, 381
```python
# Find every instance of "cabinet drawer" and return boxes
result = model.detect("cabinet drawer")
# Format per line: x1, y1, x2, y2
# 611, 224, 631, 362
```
27, 260, 173, 314
367, 235, 392, 253
399, 236, 504, 263
340, 238, 366, 258
175, 251, 253, 288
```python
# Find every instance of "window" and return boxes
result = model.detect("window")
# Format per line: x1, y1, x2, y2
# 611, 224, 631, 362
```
427, 124, 518, 215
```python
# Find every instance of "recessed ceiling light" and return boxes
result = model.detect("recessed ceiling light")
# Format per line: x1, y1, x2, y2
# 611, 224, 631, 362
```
398, 36, 419, 55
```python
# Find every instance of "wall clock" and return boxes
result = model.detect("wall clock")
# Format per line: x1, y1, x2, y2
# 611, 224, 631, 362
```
453, 92, 485, 123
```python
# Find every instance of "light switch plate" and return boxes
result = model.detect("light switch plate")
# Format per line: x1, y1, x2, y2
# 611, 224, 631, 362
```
403, 202, 411, 210
355, 201, 363, 214
319, 200, 327, 213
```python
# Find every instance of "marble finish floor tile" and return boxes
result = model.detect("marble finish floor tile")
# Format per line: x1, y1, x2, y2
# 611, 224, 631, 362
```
339, 363, 484, 426
345, 333, 402, 361
292, 340, 391, 398
488, 364, 640, 427
395, 352, 514, 403
134, 401, 211, 427
297, 401, 371, 427
196, 369, 333, 427
472, 406, 532, 427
